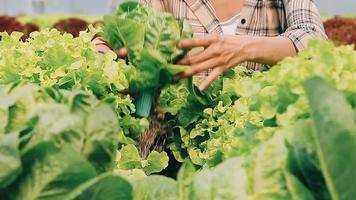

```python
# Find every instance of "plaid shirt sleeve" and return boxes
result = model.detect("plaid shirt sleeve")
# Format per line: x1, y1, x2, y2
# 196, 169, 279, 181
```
280, 0, 328, 52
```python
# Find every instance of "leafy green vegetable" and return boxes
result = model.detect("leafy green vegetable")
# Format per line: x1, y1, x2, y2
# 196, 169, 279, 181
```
0, 27, 147, 141
132, 176, 178, 200
103, 1, 192, 92
0, 27, 128, 94
144, 151, 169, 174
0, 83, 119, 173
177, 160, 196, 200
117, 144, 142, 170
159, 79, 190, 115
0, 26, 170, 173
117, 144, 169, 175
65, 173, 132, 200
283, 169, 315, 200
0, 133, 22, 189
0, 84, 137, 199
190, 158, 248, 200
164, 39, 356, 168
248, 130, 314, 200
286, 120, 330, 200
2, 13, 356, 199
304, 77, 356, 200
8, 141, 97, 200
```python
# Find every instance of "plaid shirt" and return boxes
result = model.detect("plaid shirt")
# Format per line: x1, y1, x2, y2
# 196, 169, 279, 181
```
139, 0, 327, 70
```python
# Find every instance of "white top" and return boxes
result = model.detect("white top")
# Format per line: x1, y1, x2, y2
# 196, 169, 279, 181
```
220, 13, 240, 35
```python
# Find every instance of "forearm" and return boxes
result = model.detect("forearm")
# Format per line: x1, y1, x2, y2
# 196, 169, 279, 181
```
244, 36, 297, 66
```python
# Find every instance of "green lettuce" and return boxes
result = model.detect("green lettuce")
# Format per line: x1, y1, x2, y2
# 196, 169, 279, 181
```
6, 141, 97, 200
103, 1, 193, 92
166, 40, 356, 167
117, 144, 169, 175
304, 77, 356, 200
0, 27, 172, 173
65, 173, 133, 200
132, 176, 178, 200
0, 84, 119, 173
0, 84, 137, 199
0, 133, 22, 189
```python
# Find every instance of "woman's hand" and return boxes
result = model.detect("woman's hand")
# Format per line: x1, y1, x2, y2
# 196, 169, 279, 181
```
176, 34, 297, 91
176, 34, 252, 91
93, 37, 128, 57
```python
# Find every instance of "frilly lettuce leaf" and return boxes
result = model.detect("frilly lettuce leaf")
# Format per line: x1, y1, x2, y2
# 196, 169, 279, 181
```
117, 144, 169, 175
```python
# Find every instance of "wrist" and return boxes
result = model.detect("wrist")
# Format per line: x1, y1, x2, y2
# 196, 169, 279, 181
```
240, 36, 260, 63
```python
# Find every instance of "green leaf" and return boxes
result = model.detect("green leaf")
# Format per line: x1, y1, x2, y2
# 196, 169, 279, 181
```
83, 103, 119, 173
190, 158, 248, 200
0, 133, 22, 189
159, 80, 190, 115
286, 120, 330, 200
252, 133, 291, 200
102, 16, 144, 62
165, 64, 189, 76
128, 49, 163, 92
65, 173, 133, 200
103, 2, 192, 93
132, 176, 178, 200
120, 115, 149, 139
177, 160, 196, 200
143, 151, 169, 175
118, 144, 142, 170
283, 169, 315, 200
9, 141, 96, 200
304, 77, 356, 200
179, 19, 193, 41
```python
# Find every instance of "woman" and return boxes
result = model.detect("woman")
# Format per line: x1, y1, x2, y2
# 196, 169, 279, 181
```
95, 0, 327, 90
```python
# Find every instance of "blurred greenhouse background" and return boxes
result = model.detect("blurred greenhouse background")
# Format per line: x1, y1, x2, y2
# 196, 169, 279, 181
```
0, 0, 355, 16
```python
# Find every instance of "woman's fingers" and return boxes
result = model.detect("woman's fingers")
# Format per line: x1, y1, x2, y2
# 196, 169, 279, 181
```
198, 66, 225, 91
93, 37, 111, 54
178, 34, 220, 49
178, 58, 222, 79
93, 37, 128, 58
116, 48, 128, 58
96, 44, 111, 54
178, 44, 219, 65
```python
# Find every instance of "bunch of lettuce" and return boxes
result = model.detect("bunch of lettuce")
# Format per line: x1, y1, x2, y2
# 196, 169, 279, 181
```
0, 28, 169, 173
86, 77, 356, 200
0, 28, 138, 133
102, 1, 193, 92
185, 77, 356, 200
0, 83, 175, 200
135, 77, 356, 200
162, 40, 356, 167
0, 83, 132, 199
0, 27, 128, 97
152, 40, 356, 199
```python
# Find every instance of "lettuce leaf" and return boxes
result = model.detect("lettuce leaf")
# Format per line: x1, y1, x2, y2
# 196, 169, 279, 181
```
304, 77, 356, 200
103, 2, 192, 92
117, 144, 169, 175
0, 133, 22, 189
7, 141, 97, 200
65, 173, 133, 200
132, 176, 178, 200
